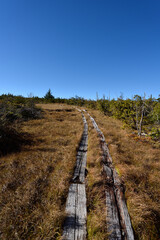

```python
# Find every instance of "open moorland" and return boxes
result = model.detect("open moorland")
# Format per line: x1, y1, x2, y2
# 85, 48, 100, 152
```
0, 104, 83, 239
84, 108, 160, 240
0, 103, 160, 240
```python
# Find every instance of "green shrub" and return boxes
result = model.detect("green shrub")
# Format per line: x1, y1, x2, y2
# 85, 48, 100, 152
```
0, 99, 42, 123
150, 127, 160, 140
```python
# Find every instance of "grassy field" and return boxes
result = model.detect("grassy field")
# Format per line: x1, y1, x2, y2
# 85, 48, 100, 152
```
86, 108, 160, 240
0, 103, 159, 240
0, 104, 83, 239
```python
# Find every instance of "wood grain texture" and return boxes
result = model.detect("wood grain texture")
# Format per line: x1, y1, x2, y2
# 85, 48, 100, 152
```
106, 188, 122, 240
63, 184, 87, 240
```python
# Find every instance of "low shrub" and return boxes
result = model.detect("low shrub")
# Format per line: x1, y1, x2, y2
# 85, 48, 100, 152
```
0, 99, 42, 156
0, 99, 42, 123
150, 127, 160, 140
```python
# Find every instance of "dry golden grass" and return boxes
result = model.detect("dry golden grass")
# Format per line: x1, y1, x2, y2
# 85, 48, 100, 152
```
0, 104, 83, 240
86, 109, 160, 240
37, 103, 74, 111
86, 115, 108, 240
1, 103, 159, 239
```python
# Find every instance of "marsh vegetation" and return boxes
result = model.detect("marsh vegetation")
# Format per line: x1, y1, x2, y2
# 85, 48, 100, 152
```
0, 93, 160, 239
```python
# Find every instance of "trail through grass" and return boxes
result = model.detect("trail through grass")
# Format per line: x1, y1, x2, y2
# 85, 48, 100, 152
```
0, 104, 83, 240
86, 109, 160, 240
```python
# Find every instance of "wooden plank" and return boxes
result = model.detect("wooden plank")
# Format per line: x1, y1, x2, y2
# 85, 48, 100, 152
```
87, 112, 134, 240
63, 184, 77, 240
113, 170, 134, 240
87, 113, 122, 239
115, 187, 134, 240
63, 183, 87, 240
63, 112, 88, 240
72, 113, 88, 184
106, 188, 122, 240
75, 184, 87, 240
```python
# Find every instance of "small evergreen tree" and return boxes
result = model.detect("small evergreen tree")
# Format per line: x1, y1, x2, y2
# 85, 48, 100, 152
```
44, 89, 54, 102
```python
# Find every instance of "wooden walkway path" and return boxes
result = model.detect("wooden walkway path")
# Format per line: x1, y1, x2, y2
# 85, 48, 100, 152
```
63, 113, 88, 240
87, 112, 134, 240
63, 109, 134, 240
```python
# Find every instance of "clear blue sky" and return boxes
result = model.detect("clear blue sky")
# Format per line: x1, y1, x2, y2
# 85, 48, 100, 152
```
0, 0, 160, 99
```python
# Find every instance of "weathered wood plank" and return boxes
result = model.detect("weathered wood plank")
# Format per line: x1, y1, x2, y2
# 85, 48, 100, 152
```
87, 113, 122, 239
113, 170, 134, 240
106, 188, 122, 240
75, 184, 87, 240
87, 112, 134, 240
72, 113, 88, 184
63, 184, 77, 240
63, 184, 87, 240
63, 112, 88, 240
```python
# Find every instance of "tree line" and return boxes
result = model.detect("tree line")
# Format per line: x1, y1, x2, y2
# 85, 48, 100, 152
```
0, 90, 160, 139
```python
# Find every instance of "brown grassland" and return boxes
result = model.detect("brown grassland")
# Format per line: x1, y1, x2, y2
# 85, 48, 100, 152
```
0, 104, 83, 239
86, 108, 160, 240
0, 103, 160, 240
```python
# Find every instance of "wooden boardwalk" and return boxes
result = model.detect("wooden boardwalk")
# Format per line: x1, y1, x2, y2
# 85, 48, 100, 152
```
63, 113, 88, 240
87, 112, 134, 240
63, 109, 134, 240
